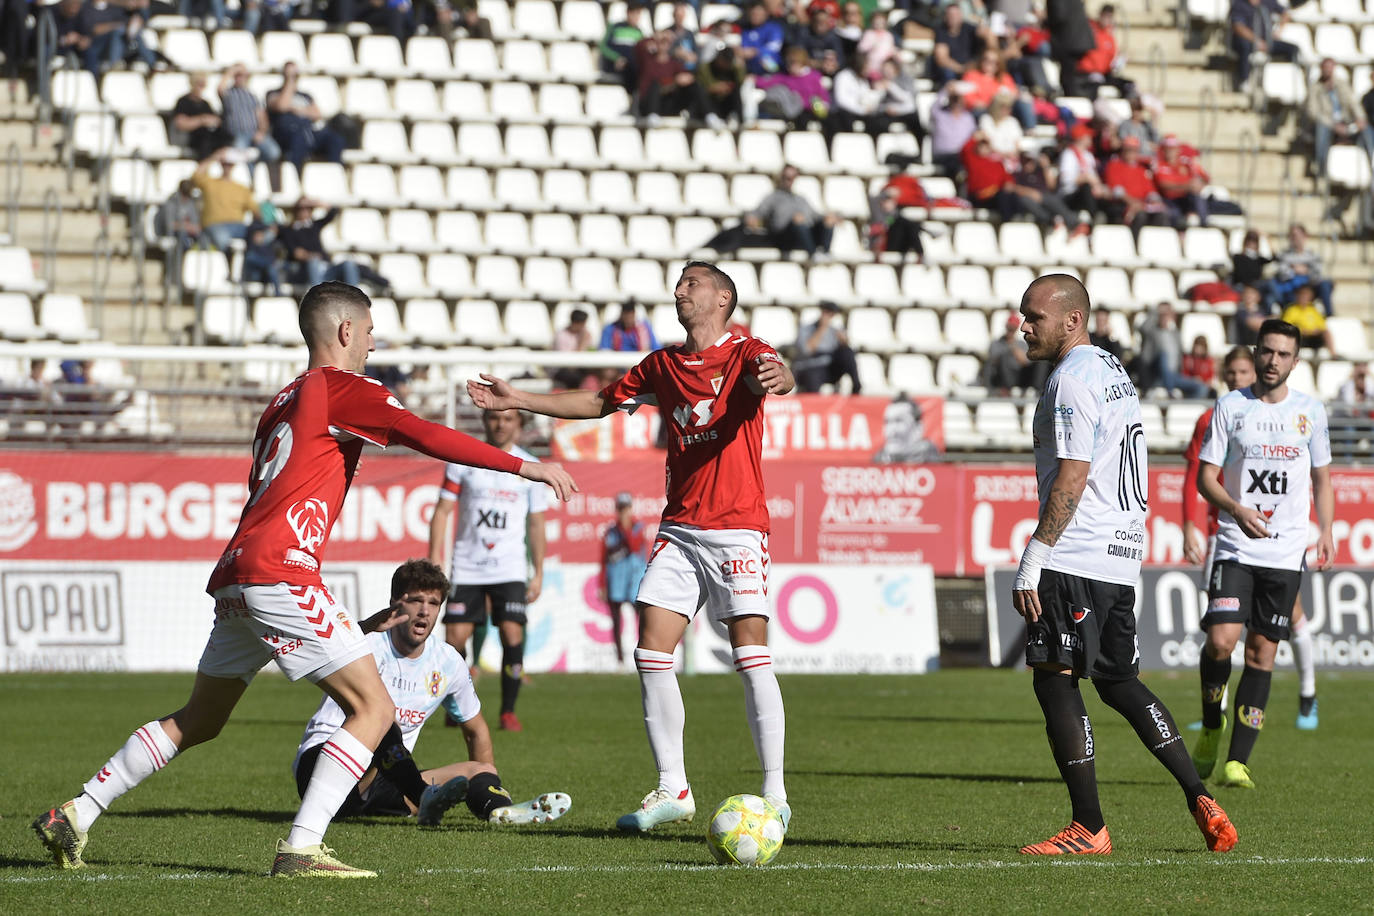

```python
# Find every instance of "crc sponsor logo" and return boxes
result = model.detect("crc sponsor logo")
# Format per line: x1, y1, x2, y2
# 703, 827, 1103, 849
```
1243, 444, 1302, 460
0, 471, 38, 551
2, 570, 124, 650
720, 557, 759, 580
1246, 469, 1289, 495
1207, 597, 1241, 613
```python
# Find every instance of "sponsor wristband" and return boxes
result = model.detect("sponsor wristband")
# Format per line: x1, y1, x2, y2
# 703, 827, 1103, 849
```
1014, 537, 1052, 592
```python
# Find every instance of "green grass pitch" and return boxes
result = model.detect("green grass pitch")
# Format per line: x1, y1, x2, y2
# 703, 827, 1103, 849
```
3, 669, 1370, 913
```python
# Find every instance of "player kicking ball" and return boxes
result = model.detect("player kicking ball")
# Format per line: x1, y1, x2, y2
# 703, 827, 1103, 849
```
1011, 276, 1237, 856
468, 261, 795, 834
32, 283, 577, 877
292, 559, 570, 827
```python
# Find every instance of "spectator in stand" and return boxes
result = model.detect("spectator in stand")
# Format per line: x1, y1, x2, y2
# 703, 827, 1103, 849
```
1058, 122, 1108, 219
930, 82, 978, 177
266, 63, 346, 174
1009, 7, 1054, 94
1181, 335, 1217, 396
180, 0, 226, 29
982, 313, 1047, 393
961, 132, 1016, 220
1137, 301, 1209, 397
798, 4, 846, 73
1273, 223, 1333, 316
1279, 281, 1336, 352
830, 51, 886, 136
1363, 71, 1374, 150
1154, 134, 1210, 228
869, 176, 926, 260
739, 0, 785, 75
220, 63, 282, 194
2, 0, 28, 101
599, 302, 659, 352
1116, 96, 1158, 158
450, 0, 492, 38
68, 0, 159, 75
1102, 135, 1168, 232
155, 179, 201, 287
353, 0, 412, 41
857, 8, 897, 76
873, 58, 924, 143
929, 4, 985, 87
1228, 0, 1296, 93
1231, 283, 1269, 345
1090, 308, 1125, 359
794, 301, 861, 394
964, 49, 1033, 129
552, 309, 595, 389
1013, 148, 1087, 235
278, 198, 391, 290
192, 149, 263, 252
1047, 0, 1096, 97
698, 45, 745, 126
1075, 4, 1134, 100
173, 73, 231, 162
1338, 361, 1372, 409
241, 220, 282, 296
11, 359, 57, 409
665, 0, 698, 70
1305, 57, 1366, 182
50, 0, 90, 71
1092, 114, 1122, 163
835, 1, 864, 57
633, 29, 708, 123
1231, 228, 1270, 290
743, 164, 838, 257
755, 48, 831, 132
600, 1, 648, 89
978, 91, 1023, 160
240, 0, 295, 34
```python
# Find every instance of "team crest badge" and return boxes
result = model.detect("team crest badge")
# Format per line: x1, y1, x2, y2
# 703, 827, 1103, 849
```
1295, 414, 1311, 435
429, 671, 443, 697
335, 611, 353, 632
1239, 705, 1265, 730
710, 373, 724, 395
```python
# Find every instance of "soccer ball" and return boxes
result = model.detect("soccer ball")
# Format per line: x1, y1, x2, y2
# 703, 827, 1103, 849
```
706, 794, 785, 866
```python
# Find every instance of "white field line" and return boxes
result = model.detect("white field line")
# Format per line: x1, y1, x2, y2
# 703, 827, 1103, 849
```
3, 856, 1371, 884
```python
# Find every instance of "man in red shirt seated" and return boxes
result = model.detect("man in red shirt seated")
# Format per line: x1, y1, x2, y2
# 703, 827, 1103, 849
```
1075, 4, 1135, 100
1101, 136, 1167, 231
1154, 134, 1211, 229
961, 132, 1016, 221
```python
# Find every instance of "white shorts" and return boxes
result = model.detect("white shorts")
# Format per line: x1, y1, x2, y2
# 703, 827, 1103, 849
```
198, 583, 371, 684
636, 523, 770, 622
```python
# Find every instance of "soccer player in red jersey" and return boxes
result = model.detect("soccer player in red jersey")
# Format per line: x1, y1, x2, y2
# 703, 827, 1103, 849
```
469, 261, 797, 833
32, 283, 577, 877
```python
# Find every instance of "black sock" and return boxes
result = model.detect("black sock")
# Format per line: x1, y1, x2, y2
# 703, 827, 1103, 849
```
1199, 652, 1231, 730
500, 640, 524, 715
1228, 665, 1272, 765
1032, 670, 1104, 833
1095, 677, 1208, 810
371, 724, 428, 807
465, 771, 512, 821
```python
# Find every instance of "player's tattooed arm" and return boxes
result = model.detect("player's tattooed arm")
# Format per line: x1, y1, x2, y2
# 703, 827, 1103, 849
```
1031, 458, 1089, 547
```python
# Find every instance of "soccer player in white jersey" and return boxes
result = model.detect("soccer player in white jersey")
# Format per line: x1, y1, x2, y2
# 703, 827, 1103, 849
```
31, 283, 577, 877
468, 261, 797, 834
428, 408, 548, 732
1191, 319, 1334, 790
293, 559, 571, 826
1012, 275, 1237, 856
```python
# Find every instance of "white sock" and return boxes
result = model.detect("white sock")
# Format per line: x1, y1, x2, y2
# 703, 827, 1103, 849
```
75, 720, 179, 831
634, 647, 688, 795
286, 727, 372, 848
733, 645, 786, 800
1291, 616, 1317, 698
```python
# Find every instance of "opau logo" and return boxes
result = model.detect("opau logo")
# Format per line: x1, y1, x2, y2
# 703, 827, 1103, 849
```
0, 471, 38, 551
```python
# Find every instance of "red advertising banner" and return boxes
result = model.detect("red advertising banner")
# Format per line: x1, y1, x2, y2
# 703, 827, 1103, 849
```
2, 452, 1371, 576
549, 394, 945, 464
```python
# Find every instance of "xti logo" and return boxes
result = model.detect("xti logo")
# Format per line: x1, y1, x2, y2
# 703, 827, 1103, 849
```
1246, 469, 1289, 495
477, 509, 508, 529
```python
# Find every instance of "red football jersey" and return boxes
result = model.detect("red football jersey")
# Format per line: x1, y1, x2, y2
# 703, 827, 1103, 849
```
1182, 406, 1220, 536
600, 333, 782, 532
207, 367, 408, 592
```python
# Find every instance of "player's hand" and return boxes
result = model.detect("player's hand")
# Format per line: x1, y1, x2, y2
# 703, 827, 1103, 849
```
1012, 587, 1042, 623
1315, 532, 1335, 571
466, 373, 518, 410
526, 571, 543, 603
1183, 525, 1207, 565
1232, 505, 1270, 540
360, 601, 406, 634
755, 357, 793, 395
520, 460, 579, 501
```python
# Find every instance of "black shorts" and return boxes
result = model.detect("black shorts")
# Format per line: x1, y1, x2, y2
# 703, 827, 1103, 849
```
1202, 559, 1301, 642
1025, 570, 1139, 680
443, 581, 527, 625
295, 744, 409, 817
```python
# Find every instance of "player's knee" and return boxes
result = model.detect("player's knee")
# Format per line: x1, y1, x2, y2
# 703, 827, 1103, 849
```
167, 708, 224, 749
1243, 639, 1277, 670
1204, 634, 1234, 659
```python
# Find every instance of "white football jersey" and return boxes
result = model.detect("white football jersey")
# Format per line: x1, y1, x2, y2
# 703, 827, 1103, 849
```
1031, 344, 1148, 586
293, 630, 480, 773
440, 444, 549, 584
1198, 386, 1330, 570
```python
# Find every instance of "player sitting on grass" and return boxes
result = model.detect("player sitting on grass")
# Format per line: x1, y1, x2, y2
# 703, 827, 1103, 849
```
293, 559, 571, 826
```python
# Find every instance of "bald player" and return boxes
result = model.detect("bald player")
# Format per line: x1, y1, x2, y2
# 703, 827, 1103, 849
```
1010, 274, 1237, 857
32, 282, 577, 878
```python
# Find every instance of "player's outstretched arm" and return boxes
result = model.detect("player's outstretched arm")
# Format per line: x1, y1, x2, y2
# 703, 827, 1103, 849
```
468, 374, 614, 420
747, 355, 795, 396
390, 413, 579, 501
361, 601, 407, 634
1312, 464, 1335, 570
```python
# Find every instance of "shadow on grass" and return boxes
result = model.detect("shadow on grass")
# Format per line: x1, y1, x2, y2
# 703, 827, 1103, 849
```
789, 769, 1163, 787
847, 714, 1043, 727
109, 807, 297, 824
0, 854, 258, 878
